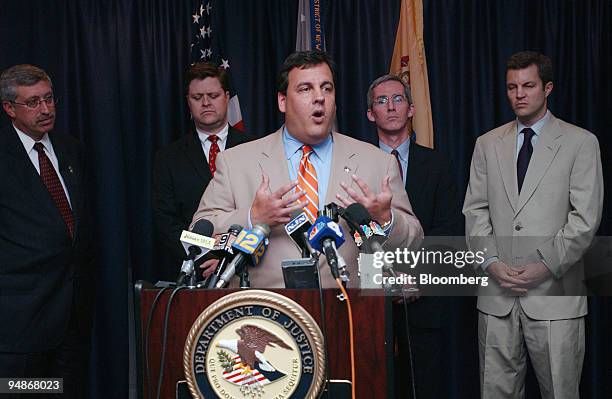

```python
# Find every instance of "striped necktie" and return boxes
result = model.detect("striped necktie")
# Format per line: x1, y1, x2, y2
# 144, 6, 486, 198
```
297, 145, 319, 222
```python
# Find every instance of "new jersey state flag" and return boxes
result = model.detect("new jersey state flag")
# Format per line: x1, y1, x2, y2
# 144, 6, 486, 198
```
390, 0, 433, 148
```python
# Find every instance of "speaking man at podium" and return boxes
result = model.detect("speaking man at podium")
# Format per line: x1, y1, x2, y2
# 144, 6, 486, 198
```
191, 50, 423, 288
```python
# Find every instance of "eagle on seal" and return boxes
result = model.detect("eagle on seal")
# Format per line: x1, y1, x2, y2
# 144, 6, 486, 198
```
217, 324, 292, 375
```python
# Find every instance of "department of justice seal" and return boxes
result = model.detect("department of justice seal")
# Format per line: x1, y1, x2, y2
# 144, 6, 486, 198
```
183, 290, 325, 399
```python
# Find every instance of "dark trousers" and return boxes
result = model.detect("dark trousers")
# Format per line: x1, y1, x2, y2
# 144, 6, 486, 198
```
0, 317, 90, 399
394, 304, 445, 399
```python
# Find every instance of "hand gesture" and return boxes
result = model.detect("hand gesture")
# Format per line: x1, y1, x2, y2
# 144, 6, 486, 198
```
200, 258, 219, 278
510, 261, 552, 293
250, 174, 307, 227
336, 174, 393, 224
487, 261, 527, 292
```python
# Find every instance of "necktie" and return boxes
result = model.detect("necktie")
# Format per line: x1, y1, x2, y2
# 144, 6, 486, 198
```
297, 145, 319, 222
391, 149, 404, 180
33, 142, 74, 238
517, 127, 535, 193
208, 135, 220, 176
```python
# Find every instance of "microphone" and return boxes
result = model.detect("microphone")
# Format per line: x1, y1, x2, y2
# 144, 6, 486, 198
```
307, 216, 346, 279
285, 211, 314, 258
215, 223, 271, 288
204, 224, 243, 288
319, 202, 342, 222
342, 203, 387, 250
177, 219, 215, 285
342, 203, 396, 275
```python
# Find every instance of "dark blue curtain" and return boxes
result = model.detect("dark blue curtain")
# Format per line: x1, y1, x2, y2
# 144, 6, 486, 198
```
1, 1, 610, 398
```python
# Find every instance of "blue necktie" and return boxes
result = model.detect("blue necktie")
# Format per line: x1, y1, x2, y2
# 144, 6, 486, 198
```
517, 128, 535, 193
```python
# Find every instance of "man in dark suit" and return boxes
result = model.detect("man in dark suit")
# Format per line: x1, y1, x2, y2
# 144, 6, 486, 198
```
0, 64, 95, 398
366, 74, 463, 398
152, 63, 252, 281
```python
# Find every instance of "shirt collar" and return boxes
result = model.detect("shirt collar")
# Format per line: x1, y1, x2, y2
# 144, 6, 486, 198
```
13, 124, 52, 153
517, 110, 550, 137
282, 125, 333, 162
197, 123, 229, 145
378, 136, 411, 162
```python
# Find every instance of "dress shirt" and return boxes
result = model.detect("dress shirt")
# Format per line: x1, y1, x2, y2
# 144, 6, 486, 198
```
197, 123, 229, 162
379, 136, 411, 186
14, 125, 72, 207
283, 126, 333, 210
515, 110, 549, 159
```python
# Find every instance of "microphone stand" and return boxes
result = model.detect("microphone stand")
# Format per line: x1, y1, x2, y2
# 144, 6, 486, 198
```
188, 269, 198, 288
238, 263, 250, 288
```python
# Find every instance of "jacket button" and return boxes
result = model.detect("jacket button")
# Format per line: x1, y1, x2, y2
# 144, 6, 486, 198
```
515, 225, 522, 231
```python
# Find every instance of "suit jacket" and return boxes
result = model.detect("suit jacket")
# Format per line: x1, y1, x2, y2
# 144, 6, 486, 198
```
463, 113, 603, 320
394, 141, 464, 328
0, 125, 95, 353
152, 126, 252, 281
404, 142, 464, 237
192, 129, 424, 288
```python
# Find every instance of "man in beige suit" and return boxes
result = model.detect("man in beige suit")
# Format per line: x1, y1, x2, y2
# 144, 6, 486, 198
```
192, 50, 423, 288
463, 51, 603, 398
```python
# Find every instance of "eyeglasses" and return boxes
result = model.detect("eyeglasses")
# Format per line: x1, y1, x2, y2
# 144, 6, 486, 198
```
373, 94, 407, 106
11, 95, 58, 110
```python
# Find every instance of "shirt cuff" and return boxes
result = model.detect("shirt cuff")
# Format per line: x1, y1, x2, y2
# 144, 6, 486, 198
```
481, 256, 499, 272
382, 211, 394, 234
247, 206, 254, 229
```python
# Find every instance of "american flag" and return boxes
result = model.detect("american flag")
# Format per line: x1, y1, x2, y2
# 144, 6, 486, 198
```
223, 355, 271, 386
190, 0, 244, 131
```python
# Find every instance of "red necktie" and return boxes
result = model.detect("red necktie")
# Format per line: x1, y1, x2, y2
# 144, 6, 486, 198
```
208, 135, 220, 176
297, 145, 319, 222
391, 149, 404, 180
33, 142, 74, 238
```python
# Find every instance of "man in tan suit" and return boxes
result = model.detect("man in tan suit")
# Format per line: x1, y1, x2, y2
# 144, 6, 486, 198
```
192, 50, 423, 288
463, 51, 603, 398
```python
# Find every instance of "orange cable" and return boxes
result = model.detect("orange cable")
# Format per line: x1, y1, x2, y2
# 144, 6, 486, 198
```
336, 278, 356, 399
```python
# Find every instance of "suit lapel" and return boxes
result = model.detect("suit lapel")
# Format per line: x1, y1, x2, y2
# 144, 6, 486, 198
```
51, 135, 77, 200
258, 130, 291, 191
256, 131, 357, 203
51, 134, 81, 238
495, 123, 519, 213
405, 143, 427, 206
326, 133, 358, 203
226, 126, 244, 148
515, 115, 563, 214
183, 131, 212, 181
2, 127, 59, 216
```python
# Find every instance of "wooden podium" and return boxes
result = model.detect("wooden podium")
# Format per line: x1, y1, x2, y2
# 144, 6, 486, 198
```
135, 282, 394, 399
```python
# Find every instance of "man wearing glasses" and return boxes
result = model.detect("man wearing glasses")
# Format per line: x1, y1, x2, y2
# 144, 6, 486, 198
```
0, 64, 94, 398
366, 74, 463, 398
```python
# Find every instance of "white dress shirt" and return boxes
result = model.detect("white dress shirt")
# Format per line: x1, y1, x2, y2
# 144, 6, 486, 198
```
197, 123, 229, 162
14, 125, 72, 207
